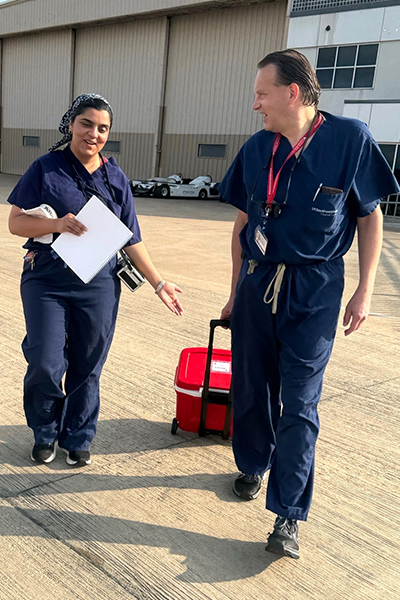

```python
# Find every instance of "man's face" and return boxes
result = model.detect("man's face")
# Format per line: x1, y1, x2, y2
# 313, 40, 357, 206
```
252, 64, 291, 132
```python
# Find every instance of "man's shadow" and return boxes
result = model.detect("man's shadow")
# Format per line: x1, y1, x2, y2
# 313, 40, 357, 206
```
0, 420, 281, 582
0, 506, 280, 582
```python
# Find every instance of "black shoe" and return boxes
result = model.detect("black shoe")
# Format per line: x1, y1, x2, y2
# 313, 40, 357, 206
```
64, 449, 91, 467
265, 516, 300, 559
31, 443, 56, 464
232, 472, 266, 500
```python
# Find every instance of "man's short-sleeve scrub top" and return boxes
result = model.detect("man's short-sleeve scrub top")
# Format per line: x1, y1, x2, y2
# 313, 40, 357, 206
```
8, 145, 142, 251
219, 111, 400, 266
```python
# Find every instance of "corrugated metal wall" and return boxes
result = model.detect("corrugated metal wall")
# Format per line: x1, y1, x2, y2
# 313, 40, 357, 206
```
160, 1, 287, 180
1, 30, 73, 174
0, 38, 2, 170
0, 1, 287, 178
0, 0, 228, 37
74, 18, 168, 178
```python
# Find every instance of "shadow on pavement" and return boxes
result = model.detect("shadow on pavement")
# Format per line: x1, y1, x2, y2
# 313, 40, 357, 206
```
0, 471, 250, 504
0, 506, 280, 582
0, 418, 231, 462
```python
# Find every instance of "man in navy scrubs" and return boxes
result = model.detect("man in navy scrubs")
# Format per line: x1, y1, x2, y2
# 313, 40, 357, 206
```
219, 49, 399, 559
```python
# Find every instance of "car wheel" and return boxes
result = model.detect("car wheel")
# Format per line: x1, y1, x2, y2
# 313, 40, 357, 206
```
198, 189, 207, 200
157, 184, 170, 198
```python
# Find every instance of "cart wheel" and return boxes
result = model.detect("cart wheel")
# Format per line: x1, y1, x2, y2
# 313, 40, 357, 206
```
198, 188, 207, 200
198, 424, 207, 437
171, 418, 179, 435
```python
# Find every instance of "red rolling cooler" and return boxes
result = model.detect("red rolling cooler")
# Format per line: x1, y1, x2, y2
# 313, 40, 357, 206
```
172, 319, 232, 440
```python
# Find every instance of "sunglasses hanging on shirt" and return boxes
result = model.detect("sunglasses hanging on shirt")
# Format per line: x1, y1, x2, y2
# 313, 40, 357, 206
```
250, 112, 324, 224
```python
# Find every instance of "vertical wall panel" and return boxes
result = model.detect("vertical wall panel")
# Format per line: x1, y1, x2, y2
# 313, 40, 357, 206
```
160, 1, 287, 180
2, 30, 73, 174
0, 39, 3, 172
74, 18, 168, 178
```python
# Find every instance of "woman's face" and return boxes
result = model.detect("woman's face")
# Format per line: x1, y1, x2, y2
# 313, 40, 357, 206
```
69, 108, 111, 162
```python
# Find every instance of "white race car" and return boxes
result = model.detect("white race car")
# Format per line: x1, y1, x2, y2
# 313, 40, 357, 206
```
130, 174, 220, 199
167, 175, 220, 199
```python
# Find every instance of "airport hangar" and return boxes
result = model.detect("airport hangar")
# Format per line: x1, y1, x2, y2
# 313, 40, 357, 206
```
0, 0, 288, 182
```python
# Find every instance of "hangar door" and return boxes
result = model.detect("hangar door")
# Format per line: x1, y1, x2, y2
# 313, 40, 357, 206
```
159, 1, 287, 182
1, 30, 73, 175
73, 18, 168, 180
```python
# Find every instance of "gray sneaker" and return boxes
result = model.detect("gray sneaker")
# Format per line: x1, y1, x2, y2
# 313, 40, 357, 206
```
62, 449, 91, 467
31, 443, 56, 464
265, 516, 300, 559
232, 472, 267, 500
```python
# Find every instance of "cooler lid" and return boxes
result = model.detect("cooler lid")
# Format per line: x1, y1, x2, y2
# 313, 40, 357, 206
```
175, 347, 232, 391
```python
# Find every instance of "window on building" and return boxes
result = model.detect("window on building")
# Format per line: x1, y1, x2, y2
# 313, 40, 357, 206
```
316, 44, 378, 90
103, 140, 120, 153
198, 144, 226, 158
23, 136, 40, 147
379, 143, 400, 218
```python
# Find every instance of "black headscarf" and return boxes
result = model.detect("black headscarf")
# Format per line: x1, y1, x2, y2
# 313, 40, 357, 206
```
49, 93, 113, 152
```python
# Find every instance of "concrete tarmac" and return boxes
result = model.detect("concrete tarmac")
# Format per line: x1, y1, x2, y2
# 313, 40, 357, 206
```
0, 180, 399, 599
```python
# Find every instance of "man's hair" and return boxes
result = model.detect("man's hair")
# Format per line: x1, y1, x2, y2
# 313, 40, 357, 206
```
257, 49, 321, 107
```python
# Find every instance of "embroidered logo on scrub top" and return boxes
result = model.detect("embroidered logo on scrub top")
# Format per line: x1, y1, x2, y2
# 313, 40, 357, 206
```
311, 207, 338, 216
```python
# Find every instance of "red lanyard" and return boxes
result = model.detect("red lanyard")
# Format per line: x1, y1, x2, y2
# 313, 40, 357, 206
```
267, 113, 324, 208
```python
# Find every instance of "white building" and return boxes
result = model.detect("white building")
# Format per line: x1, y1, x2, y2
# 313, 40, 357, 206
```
288, 0, 400, 220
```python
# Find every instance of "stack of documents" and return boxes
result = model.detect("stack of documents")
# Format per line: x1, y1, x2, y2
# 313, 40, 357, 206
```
52, 195, 133, 283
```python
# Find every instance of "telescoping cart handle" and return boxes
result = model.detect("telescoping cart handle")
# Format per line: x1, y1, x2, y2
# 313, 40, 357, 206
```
200, 319, 232, 440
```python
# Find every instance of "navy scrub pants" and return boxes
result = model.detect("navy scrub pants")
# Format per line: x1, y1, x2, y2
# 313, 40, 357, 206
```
20, 250, 121, 451
230, 257, 344, 521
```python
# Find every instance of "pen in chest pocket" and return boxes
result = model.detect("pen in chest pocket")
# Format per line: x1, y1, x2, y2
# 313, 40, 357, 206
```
312, 183, 344, 202
312, 183, 323, 202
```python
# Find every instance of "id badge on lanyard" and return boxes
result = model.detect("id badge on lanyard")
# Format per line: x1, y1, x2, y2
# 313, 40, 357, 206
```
253, 113, 324, 256
254, 224, 268, 255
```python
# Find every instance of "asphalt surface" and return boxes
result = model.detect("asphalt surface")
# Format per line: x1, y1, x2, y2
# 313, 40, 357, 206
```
0, 174, 399, 599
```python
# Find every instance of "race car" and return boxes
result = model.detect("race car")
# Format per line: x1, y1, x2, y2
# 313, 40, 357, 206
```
130, 174, 183, 198
130, 174, 220, 199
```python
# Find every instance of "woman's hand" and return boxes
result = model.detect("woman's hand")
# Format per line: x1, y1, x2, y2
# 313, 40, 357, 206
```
157, 281, 183, 316
56, 213, 87, 236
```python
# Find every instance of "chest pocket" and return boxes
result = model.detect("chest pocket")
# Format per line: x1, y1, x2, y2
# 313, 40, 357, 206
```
306, 190, 344, 234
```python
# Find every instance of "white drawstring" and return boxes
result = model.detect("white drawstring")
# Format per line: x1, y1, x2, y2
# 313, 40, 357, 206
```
263, 263, 286, 314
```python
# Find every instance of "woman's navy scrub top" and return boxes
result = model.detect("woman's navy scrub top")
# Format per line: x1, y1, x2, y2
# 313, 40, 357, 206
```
218, 112, 400, 521
8, 145, 142, 250
8, 147, 142, 451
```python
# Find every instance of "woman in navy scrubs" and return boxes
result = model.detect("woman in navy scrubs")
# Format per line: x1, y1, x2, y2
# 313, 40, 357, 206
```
8, 94, 183, 467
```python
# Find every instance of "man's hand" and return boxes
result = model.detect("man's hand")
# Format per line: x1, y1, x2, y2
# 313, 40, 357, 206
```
343, 207, 383, 337
343, 288, 371, 336
220, 210, 247, 324
220, 297, 234, 321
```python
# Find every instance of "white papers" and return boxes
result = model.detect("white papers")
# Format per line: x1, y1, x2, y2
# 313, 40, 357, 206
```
51, 195, 133, 284
23, 203, 58, 244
